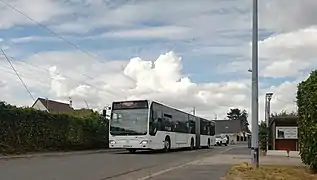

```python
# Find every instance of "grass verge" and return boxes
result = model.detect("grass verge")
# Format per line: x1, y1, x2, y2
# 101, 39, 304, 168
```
224, 162, 317, 180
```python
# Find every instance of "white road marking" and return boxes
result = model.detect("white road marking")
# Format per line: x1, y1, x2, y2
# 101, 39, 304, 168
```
136, 147, 235, 180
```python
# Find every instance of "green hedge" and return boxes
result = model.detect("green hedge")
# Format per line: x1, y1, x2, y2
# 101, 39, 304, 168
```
258, 121, 267, 151
0, 102, 108, 155
297, 70, 317, 172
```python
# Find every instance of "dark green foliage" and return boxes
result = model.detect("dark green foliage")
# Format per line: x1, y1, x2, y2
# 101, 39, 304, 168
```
297, 70, 317, 172
0, 101, 108, 154
259, 121, 267, 151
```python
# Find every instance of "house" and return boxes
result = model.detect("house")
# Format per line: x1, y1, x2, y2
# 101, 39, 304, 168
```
31, 97, 74, 113
214, 119, 251, 144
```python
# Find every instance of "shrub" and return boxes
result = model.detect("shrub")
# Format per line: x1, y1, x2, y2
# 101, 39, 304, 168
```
259, 121, 267, 151
0, 101, 108, 154
297, 70, 317, 172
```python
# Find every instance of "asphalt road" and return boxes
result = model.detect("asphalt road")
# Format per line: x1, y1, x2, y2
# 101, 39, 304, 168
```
0, 146, 232, 180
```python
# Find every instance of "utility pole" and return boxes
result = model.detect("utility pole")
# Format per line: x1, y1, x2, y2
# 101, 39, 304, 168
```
251, 0, 259, 168
265, 93, 273, 152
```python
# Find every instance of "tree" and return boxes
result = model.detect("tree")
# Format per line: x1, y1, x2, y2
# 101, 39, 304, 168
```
297, 69, 317, 172
227, 108, 249, 132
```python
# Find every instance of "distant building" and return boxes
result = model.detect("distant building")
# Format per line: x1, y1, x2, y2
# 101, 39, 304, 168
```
214, 119, 251, 144
31, 97, 74, 113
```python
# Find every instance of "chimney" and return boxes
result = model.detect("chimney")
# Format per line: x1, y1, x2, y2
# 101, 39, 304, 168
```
69, 97, 72, 108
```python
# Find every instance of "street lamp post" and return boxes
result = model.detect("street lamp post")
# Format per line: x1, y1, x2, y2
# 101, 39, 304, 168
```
251, 0, 259, 168
265, 93, 273, 152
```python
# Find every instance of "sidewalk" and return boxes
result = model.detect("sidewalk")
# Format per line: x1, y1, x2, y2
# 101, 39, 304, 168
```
146, 147, 303, 180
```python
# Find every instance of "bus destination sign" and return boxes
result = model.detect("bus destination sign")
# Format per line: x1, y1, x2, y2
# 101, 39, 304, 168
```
112, 100, 148, 110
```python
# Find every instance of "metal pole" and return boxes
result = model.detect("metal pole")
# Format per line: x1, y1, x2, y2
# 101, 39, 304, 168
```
265, 95, 268, 152
251, 0, 259, 168
267, 94, 272, 151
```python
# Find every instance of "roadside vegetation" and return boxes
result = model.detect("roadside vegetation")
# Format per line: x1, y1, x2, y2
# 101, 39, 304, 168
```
225, 162, 317, 180
258, 121, 267, 153
297, 69, 317, 172
0, 101, 108, 155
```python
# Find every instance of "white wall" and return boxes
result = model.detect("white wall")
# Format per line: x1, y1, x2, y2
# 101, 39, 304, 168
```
32, 100, 48, 111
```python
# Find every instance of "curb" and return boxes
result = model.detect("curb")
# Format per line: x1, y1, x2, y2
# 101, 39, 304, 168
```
0, 148, 126, 160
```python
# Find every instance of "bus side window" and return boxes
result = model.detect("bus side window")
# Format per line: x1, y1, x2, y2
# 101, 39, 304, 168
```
156, 111, 163, 131
157, 118, 162, 131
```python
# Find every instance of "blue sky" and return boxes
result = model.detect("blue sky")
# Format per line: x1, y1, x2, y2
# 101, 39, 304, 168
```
1, 0, 317, 122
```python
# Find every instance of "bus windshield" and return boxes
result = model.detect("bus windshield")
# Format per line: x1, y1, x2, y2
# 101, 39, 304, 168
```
110, 109, 148, 136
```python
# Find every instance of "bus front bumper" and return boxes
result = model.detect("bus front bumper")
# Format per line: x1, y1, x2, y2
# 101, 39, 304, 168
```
109, 139, 154, 149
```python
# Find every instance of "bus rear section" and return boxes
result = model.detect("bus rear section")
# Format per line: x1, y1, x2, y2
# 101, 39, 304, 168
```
199, 118, 216, 148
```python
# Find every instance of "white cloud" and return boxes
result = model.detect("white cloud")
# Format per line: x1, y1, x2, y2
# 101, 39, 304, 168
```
259, 0, 317, 32
258, 26, 317, 78
0, 51, 253, 120
10, 36, 60, 43
38, 0, 252, 47
0, 0, 69, 29
259, 81, 299, 120
49, 66, 68, 97
228, 25, 317, 78
0, 80, 6, 88
102, 26, 192, 40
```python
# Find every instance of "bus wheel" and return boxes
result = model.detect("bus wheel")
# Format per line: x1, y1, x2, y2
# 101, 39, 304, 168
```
128, 149, 136, 153
190, 138, 195, 150
164, 136, 171, 152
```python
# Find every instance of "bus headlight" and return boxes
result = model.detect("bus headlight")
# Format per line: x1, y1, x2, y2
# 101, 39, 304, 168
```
140, 140, 148, 145
110, 140, 116, 145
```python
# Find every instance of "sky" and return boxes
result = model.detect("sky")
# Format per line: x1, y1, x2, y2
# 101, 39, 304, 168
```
1, 0, 317, 126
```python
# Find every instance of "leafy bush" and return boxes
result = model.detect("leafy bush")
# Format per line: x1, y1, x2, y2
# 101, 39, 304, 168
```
259, 121, 267, 151
0, 102, 108, 154
297, 70, 317, 172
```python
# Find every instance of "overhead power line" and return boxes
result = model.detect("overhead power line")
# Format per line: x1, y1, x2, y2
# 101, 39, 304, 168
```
2, 55, 106, 89
0, 55, 124, 99
0, 0, 108, 83
1, 48, 36, 102
0, 0, 101, 63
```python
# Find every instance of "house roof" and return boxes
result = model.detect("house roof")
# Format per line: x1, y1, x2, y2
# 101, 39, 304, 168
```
269, 116, 298, 126
214, 119, 244, 134
32, 97, 74, 113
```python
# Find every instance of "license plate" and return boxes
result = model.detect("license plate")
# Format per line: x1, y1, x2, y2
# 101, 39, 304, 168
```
123, 145, 132, 148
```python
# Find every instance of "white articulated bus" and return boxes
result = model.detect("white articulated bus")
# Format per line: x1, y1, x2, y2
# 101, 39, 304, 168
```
105, 100, 215, 153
